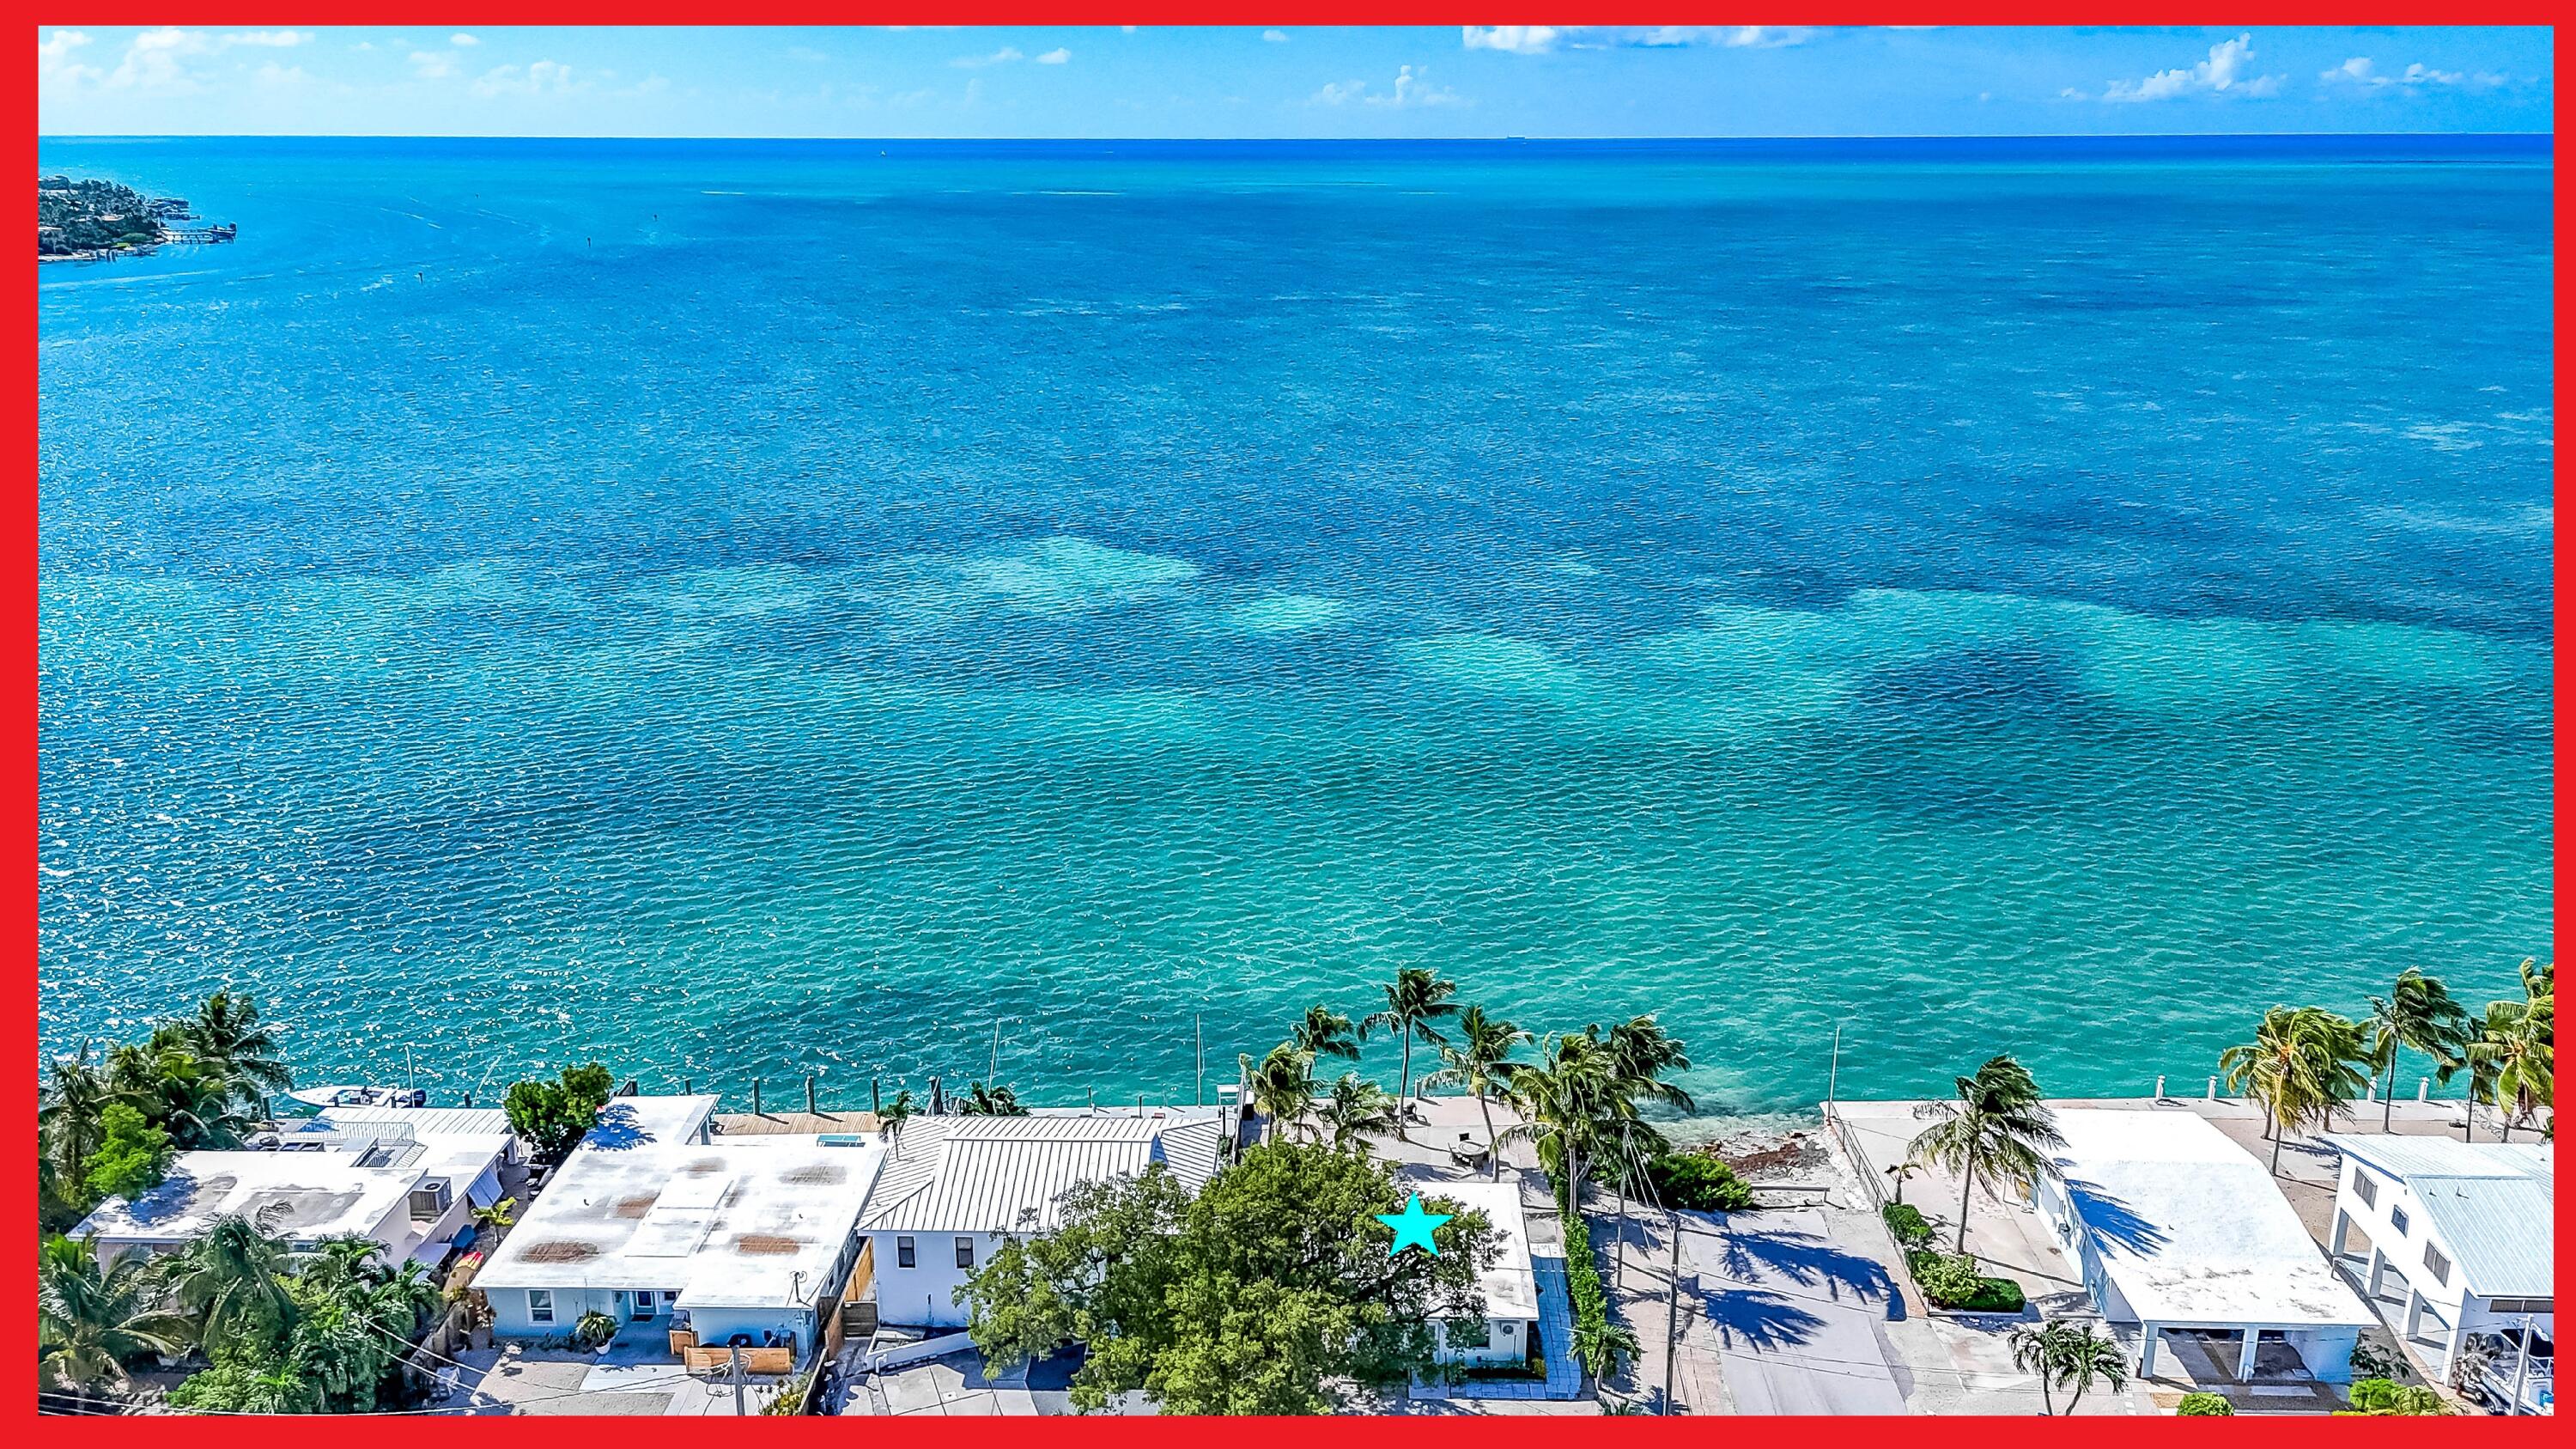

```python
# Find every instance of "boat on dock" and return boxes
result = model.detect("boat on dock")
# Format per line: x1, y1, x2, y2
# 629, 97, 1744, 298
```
286, 1083, 431, 1111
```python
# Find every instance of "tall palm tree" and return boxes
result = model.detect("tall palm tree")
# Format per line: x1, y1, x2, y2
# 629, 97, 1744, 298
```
878, 1089, 915, 1156
1316, 1074, 1400, 1150
2363, 971, 2470, 1131
958, 1082, 1026, 1117
2219, 1007, 2371, 1172
176, 992, 295, 1107
1241, 1043, 1319, 1143
39, 1044, 114, 1197
2466, 993, 2552, 1143
2008, 1320, 2076, 1415
1498, 1032, 1627, 1203
2051, 1323, 2129, 1414
1289, 1005, 1360, 1063
1596, 1015, 1696, 1113
156, 1216, 296, 1355
39, 1236, 192, 1411
1908, 1056, 2064, 1255
1360, 967, 1459, 1126
106, 1044, 252, 1152
1421, 1006, 1531, 1180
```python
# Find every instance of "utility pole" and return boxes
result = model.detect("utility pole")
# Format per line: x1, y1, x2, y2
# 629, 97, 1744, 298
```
2506, 1313, 2535, 1414
1613, 1123, 1630, 1294
731, 1348, 746, 1415
1661, 1211, 1682, 1415
1826, 1019, 1850, 1118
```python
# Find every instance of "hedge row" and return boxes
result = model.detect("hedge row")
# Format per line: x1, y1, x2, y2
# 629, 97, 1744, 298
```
1883, 1203, 2026, 1312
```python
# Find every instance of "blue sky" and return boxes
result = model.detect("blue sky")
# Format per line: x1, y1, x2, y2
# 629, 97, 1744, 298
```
38, 26, 2554, 138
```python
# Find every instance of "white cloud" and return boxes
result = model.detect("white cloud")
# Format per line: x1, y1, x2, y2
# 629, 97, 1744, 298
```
2100, 33, 2283, 103
410, 51, 456, 79
253, 62, 312, 87
1313, 64, 1465, 109
451, 33, 480, 47
1036, 48, 1072, 65
471, 59, 578, 97
1462, 25, 1817, 54
48, 27, 318, 92
1264, 29, 1289, 44
952, 46, 1024, 68
2323, 57, 2480, 88
224, 30, 312, 47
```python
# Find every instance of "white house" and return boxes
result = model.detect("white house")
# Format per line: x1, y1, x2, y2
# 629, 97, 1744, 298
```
2321, 1135, 2553, 1411
476, 1129, 885, 1358
855, 1111, 1229, 1330
72, 1111, 513, 1270
2032, 1110, 2376, 1383
1419, 1179, 1541, 1368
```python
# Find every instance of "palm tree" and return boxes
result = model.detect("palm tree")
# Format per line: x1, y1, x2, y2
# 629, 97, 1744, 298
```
2363, 971, 2470, 1131
1498, 1032, 1627, 1203
1596, 1015, 1696, 1113
2465, 990, 2552, 1143
176, 992, 295, 1108
1908, 1056, 2064, 1255
1316, 1074, 1400, 1150
157, 1216, 296, 1355
958, 1082, 1026, 1117
39, 1236, 192, 1411
107, 1045, 252, 1151
1360, 967, 1459, 1127
878, 1089, 915, 1156
2219, 1007, 2371, 1172
2008, 1320, 2075, 1415
39, 1044, 114, 1197
1420, 1006, 1531, 1180
1241, 1043, 1319, 1143
1289, 1005, 1360, 1063
1571, 1316, 1641, 1379
2051, 1323, 2129, 1414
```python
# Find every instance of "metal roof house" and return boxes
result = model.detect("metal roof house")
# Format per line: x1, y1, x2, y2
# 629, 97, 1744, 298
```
2031, 1110, 2376, 1384
2322, 1135, 2554, 1413
854, 1111, 1230, 1330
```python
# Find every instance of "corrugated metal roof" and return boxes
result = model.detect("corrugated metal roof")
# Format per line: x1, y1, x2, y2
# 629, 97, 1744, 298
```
860, 1112, 1226, 1233
2324, 1137, 2553, 1296
319, 1105, 514, 1140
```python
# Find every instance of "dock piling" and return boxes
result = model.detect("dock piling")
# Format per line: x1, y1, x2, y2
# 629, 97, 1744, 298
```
752, 1079, 762, 1117
805, 1075, 817, 1116
872, 1078, 882, 1114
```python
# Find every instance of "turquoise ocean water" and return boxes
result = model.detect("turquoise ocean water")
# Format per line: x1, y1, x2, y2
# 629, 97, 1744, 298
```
38, 137, 2553, 1116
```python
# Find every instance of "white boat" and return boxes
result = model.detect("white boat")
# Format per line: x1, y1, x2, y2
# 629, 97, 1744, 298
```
286, 1084, 429, 1111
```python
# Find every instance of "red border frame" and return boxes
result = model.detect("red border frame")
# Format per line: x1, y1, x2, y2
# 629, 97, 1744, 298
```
22, 9, 2568, 1439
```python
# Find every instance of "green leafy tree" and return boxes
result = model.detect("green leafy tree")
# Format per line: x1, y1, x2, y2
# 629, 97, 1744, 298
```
170, 1234, 441, 1414
2219, 1007, 2372, 1172
2048, 1321, 2128, 1414
1419, 1006, 1529, 1180
175, 992, 295, 1108
1360, 967, 1459, 1124
1908, 1055, 2064, 1254
960, 1141, 1498, 1414
1290, 1005, 1360, 1062
2465, 966, 2552, 1142
39, 1045, 118, 1228
1241, 1042, 1319, 1144
85, 1103, 175, 1203
502, 1062, 616, 1163
110, 1042, 252, 1151
1316, 1074, 1400, 1150
2363, 971, 2471, 1131
39, 1236, 193, 1411
156, 1216, 297, 1358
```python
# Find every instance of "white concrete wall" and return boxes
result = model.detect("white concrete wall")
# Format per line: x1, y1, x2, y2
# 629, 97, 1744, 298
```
1438, 1314, 1538, 1367
2284, 1326, 2360, 1383
866, 1230, 1004, 1329
2337, 1163, 2469, 1317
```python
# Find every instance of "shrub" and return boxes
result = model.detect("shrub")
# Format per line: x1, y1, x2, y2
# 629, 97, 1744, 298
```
85, 1102, 174, 1202
1881, 1202, 1935, 1250
2176, 1392, 2235, 1416
762, 1372, 811, 1414
504, 1062, 616, 1164
1906, 1250, 2024, 1312
1644, 1154, 1755, 1212
572, 1311, 618, 1350
2345, 1378, 2447, 1416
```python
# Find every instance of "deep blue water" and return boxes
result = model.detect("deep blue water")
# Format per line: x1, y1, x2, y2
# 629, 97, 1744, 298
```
38, 137, 2553, 1115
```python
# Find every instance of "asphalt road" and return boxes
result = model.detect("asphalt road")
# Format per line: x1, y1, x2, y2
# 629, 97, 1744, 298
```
1683, 1206, 1911, 1415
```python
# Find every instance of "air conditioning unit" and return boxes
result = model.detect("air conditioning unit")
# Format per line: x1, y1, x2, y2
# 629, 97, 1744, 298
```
408, 1179, 454, 1220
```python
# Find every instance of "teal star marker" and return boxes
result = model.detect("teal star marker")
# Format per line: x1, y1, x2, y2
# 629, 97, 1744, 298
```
1376, 1193, 1452, 1256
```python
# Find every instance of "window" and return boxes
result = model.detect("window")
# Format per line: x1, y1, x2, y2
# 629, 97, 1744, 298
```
2423, 1244, 2451, 1285
528, 1289, 555, 1324
956, 1236, 975, 1270
2352, 1171, 2378, 1209
2389, 1207, 2410, 1237
1444, 1318, 1492, 1350
896, 1236, 915, 1269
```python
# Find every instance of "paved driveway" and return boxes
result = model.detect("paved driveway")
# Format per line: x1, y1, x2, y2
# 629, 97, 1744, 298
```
1681, 1207, 1909, 1415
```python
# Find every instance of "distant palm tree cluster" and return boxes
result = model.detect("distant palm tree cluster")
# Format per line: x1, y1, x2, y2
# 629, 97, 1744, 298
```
39, 993, 292, 1233
2221, 960, 2554, 1172
1239, 967, 1696, 1194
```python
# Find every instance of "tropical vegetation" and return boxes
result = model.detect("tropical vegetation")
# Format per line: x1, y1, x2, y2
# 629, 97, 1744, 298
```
2174, 1391, 2234, 1415
39, 993, 293, 1233
2464, 959, 2553, 1142
1906, 1054, 2063, 1252
1418, 1005, 1528, 1180
958, 1140, 1498, 1414
1635, 1152, 1754, 1213
2218, 1006, 2371, 1173
958, 1081, 1029, 1117
2362, 970, 2470, 1132
1360, 966, 1460, 1123
501, 1061, 616, 1164
2006, 1318, 2124, 1413
2343, 1378, 2450, 1415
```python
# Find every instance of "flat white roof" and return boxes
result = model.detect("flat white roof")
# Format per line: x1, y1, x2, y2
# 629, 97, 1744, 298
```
75, 1151, 422, 1246
1422, 1180, 1540, 1323
2049, 1110, 2374, 1330
589, 1094, 719, 1150
478, 1135, 884, 1312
